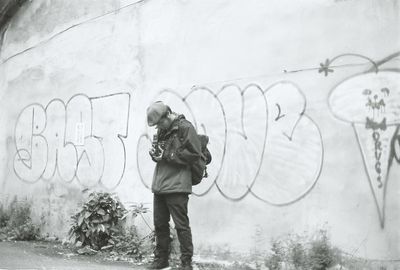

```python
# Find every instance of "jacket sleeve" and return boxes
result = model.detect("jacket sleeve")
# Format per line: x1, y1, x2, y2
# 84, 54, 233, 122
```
164, 122, 202, 166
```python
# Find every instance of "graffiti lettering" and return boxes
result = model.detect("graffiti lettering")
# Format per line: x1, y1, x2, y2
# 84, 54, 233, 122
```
14, 93, 131, 190
137, 82, 323, 206
372, 130, 383, 188
274, 103, 286, 121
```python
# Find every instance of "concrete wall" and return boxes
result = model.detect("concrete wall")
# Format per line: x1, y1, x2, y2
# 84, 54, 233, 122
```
0, 0, 399, 260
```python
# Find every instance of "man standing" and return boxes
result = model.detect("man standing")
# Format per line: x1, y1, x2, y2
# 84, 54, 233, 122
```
146, 101, 201, 270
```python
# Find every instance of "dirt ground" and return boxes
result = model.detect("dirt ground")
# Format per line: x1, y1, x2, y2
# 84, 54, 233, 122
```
0, 240, 146, 269
0, 240, 235, 270
1, 240, 399, 270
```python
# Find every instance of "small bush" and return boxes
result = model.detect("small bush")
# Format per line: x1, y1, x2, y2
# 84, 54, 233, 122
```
265, 239, 285, 270
4, 220, 39, 241
0, 197, 40, 241
308, 230, 341, 270
69, 193, 154, 262
107, 224, 149, 261
122, 202, 154, 258
69, 192, 126, 250
288, 239, 308, 270
0, 204, 10, 228
264, 230, 341, 270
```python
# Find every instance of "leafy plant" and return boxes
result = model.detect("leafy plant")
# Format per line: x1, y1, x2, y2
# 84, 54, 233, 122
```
265, 239, 285, 270
308, 230, 341, 270
0, 204, 10, 228
106, 225, 149, 261
69, 192, 126, 250
8, 197, 31, 227
110, 201, 153, 259
287, 236, 308, 270
0, 197, 40, 241
122, 202, 150, 220
5, 220, 39, 240
263, 230, 342, 270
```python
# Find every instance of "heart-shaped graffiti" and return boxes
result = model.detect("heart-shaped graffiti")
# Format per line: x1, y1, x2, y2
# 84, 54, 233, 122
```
250, 82, 323, 205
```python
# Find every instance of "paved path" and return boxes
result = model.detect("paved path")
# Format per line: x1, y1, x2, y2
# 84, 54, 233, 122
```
0, 241, 147, 270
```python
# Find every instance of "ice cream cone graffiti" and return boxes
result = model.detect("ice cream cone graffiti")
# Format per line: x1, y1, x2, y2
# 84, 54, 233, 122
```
329, 71, 400, 228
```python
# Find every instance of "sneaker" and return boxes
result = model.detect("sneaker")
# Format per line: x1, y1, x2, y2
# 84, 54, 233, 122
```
147, 259, 170, 270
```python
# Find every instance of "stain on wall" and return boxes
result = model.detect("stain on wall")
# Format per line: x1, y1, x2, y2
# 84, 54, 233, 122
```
1, 0, 120, 58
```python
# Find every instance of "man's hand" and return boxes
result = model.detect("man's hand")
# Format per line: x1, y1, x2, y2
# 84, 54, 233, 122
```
149, 146, 164, 162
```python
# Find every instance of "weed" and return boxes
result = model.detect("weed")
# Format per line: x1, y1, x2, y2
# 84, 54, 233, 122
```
264, 230, 341, 270
265, 239, 285, 270
308, 230, 341, 270
0, 196, 40, 241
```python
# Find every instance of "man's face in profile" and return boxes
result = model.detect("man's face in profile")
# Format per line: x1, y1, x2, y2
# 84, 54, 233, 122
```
156, 114, 171, 130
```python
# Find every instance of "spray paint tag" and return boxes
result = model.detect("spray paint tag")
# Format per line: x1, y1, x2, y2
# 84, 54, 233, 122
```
76, 123, 85, 146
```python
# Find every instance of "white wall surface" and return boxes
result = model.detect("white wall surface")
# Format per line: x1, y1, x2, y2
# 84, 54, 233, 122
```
0, 0, 399, 260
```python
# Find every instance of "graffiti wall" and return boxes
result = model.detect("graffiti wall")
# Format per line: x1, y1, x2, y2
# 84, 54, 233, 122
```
0, 0, 399, 260
137, 82, 324, 205
14, 93, 131, 189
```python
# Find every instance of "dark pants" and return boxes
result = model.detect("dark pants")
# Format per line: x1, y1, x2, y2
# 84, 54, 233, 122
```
153, 193, 193, 262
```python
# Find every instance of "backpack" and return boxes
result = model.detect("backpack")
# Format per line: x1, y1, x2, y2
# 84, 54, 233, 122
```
191, 134, 212, 185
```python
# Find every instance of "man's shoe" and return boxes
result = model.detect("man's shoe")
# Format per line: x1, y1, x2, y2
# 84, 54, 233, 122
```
147, 259, 170, 270
178, 261, 193, 270
179, 266, 193, 270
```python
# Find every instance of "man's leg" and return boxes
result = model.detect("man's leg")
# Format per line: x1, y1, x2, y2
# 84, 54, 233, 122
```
153, 194, 171, 267
165, 193, 193, 267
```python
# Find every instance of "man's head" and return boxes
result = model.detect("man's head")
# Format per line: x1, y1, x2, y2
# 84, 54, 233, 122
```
147, 101, 173, 130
